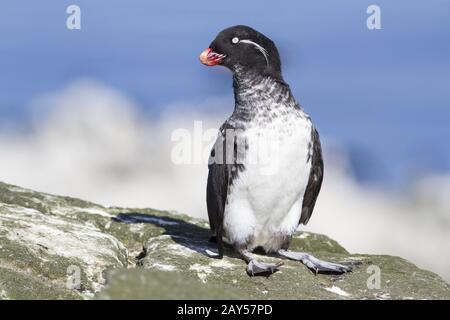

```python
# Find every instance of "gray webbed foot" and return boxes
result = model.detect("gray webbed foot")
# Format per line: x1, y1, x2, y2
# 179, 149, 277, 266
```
246, 259, 283, 277
239, 249, 283, 277
278, 249, 352, 274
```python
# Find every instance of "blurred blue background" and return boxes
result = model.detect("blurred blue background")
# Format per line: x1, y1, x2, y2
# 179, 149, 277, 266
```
1, 0, 449, 186
1, 0, 450, 281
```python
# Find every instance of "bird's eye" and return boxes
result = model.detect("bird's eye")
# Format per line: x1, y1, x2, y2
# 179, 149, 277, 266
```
232, 37, 239, 44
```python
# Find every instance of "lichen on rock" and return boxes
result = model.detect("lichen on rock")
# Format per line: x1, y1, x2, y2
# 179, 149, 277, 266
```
0, 181, 449, 300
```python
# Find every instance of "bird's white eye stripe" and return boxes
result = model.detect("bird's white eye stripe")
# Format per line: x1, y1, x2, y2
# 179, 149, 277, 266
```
232, 37, 239, 44
239, 39, 270, 65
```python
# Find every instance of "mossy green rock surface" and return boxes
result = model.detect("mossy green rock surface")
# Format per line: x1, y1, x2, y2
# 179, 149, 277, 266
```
0, 181, 449, 300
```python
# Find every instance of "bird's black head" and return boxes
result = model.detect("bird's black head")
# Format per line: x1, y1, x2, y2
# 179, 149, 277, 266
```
200, 25, 282, 79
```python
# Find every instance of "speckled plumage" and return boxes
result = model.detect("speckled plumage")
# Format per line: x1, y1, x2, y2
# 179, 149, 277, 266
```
208, 67, 322, 253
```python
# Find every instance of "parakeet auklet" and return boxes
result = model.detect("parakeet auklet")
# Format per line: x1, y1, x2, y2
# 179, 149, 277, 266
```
200, 25, 352, 276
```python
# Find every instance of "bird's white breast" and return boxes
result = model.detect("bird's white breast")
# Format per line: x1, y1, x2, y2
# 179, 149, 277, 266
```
223, 111, 313, 251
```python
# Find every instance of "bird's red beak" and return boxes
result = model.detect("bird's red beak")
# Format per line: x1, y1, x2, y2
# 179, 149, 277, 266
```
199, 48, 226, 66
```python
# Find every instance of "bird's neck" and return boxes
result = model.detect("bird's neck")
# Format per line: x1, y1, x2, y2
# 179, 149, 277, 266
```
232, 69, 297, 115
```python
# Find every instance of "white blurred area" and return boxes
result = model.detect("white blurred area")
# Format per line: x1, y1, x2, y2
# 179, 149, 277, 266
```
0, 80, 449, 282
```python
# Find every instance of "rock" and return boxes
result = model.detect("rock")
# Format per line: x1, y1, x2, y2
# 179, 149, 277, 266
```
0, 181, 449, 300
0, 182, 128, 299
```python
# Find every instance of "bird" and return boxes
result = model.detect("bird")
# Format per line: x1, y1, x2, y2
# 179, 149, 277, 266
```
200, 25, 352, 276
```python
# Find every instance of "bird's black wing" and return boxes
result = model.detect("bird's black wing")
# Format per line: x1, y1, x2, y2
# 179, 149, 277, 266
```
299, 128, 324, 225
206, 122, 243, 258
206, 165, 227, 258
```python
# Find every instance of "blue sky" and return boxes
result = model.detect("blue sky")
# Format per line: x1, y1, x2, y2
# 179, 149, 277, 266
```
1, 0, 449, 185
